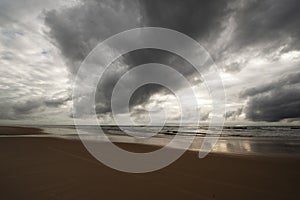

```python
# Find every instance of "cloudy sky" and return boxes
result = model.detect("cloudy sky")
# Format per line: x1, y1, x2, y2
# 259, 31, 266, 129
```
0, 0, 299, 125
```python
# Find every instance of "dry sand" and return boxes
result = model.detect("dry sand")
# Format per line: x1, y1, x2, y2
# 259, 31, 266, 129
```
0, 126, 299, 200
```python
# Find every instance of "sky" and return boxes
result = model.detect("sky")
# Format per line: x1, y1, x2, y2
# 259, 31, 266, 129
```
0, 0, 299, 125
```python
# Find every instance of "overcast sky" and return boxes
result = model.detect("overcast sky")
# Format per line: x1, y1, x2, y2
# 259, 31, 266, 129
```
0, 0, 299, 125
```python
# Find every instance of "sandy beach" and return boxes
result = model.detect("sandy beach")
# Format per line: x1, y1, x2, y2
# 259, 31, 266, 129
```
0, 126, 299, 200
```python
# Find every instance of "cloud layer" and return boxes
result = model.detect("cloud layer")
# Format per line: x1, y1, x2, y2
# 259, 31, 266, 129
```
0, 0, 300, 124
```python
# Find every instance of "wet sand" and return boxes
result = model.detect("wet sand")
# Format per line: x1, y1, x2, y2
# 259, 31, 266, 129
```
0, 126, 43, 135
0, 126, 299, 199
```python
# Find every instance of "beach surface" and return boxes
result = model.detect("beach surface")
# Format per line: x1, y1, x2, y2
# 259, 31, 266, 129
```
0, 126, 299, 200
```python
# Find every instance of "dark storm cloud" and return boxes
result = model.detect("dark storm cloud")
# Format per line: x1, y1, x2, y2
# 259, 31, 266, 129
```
105, 0, 233, 114
128, 85, 175, 114
44, 0, 144, 116
94, 50, 202, 115
243, 72, 300, 122
134, 0, 233, 72
245, 88, 300, 122
232, 0, 300, 53
44, 0, 141, 73
139, 0, 231, 40
44, 0, 233, 116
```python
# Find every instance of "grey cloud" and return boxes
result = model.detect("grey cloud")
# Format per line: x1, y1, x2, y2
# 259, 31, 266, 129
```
130, 108, 154, 123
223, 62, 243, 73
232, 0, 300, 53
243, 72, 300, 122
0, 0, 61, 27
225, 108, 242, 120
44, 93, 71, 108
200, 112, 210, 121
241, 72, 300, 98
225, 111, 235, 118
245, 88, 300, 122
13, 99, 44, 115
0, 51, 14, 60
0, 1, 75, 122
0, 94, 70, 120
0, 102, 16, 120
0, 99, 44, 120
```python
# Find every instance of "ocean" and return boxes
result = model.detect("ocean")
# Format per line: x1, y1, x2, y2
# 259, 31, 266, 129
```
24, 125, 300, 155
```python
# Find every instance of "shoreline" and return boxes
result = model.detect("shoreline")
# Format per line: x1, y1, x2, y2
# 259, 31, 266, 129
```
1, 125, 300, 156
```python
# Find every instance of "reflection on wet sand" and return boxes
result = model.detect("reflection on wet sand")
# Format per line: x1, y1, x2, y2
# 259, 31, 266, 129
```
212, 139, 252, 154
209, 138, 300, 155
